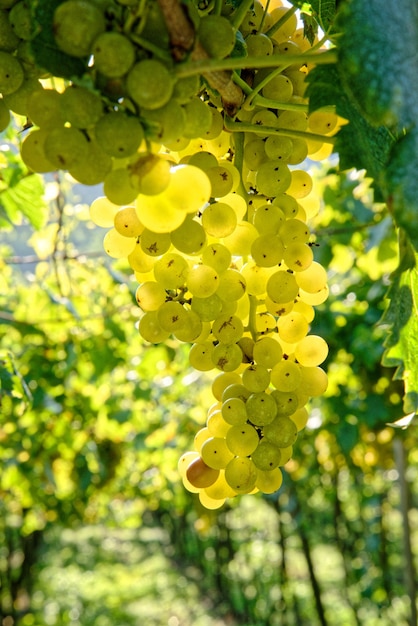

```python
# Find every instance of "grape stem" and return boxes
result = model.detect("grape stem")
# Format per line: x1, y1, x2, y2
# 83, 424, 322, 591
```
230, 0, 257, 30
265, 5, 298, 38
224, 118, 337, 145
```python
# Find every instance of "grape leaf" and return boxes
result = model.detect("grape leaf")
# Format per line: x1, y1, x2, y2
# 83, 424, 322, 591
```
336, 0, 418, 130
289, 0, 337, 32
0, 173, 47, 230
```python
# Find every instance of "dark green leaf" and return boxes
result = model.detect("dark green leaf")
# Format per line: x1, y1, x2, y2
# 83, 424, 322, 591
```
290, 0, 337, 32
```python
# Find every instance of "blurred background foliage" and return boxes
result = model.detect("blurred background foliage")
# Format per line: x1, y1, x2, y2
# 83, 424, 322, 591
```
1, 132, 417, 626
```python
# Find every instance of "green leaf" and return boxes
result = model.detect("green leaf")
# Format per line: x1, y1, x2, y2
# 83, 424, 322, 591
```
381, 249, 418, 415
290, 0, 337, 32
336, 0, 418, 130
0, 173, 48, 229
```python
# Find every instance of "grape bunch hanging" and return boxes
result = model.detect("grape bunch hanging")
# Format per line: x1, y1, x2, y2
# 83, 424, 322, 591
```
0, 0, 340, 509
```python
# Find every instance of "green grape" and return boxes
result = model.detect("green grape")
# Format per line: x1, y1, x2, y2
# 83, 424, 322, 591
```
222, 383, 251, 403
140, 229, 171, 257
136, 192, 186, 233
92, 31, 135, 78
173, 309, 203, 342
204, 470, 236, 500
2, 77, 42, 116
0, 50, 23, 95
20, 129, 55, 173
201, 437, 234, 470
9, 1, 31, 40
61, 85, 103, 129
189, 342, 215, 372
171, 218, 206, 255
202, 106, 224, 140
245, 32, 273, 57
201, 243, 232, 273
69, 139, 112, 186
277, 109, 308, 131
216, 269, 246, 301
242, 364, 270, 393
135, 281, 166, 312
262, 74, 293, 102
0, 96, 10, 130
172, 73, 200, 104
186, 457, 220, 489
187, 264, 219, 298
250, 109, 278, 134
308, 110, 339, 135
294, 335, 328, 367
212, 314, 244, 345
243, 138, 268, 170
153, 252, 189, 289
283, 242, 313, 272
212, 371, 242, 402
241, 262, 271, 296
255, 160, 291, 196
251, 440, 282, 470
256, 466, 283, 494
253, 336, 283, 369
289, 406, 309, 431
224, 456, 258, 494
211, 342, 243, 372
95, 111, 144, 158
287, 138, 309, 165
44, 126, 89, 170
89, 196, 120, 227
201, 202, 237, 238
295, 261, 327, 293
26, 89, 65, 129
255, 311, 276, 334
222, 192, 248, 221
103, 228, 136, 258
273, 194, 299, 218
269, 6, 298, 42
113, 206, 143, 238
127, 59, 174, 110
246, 391, 277, 426
139, 311, 170, 344
53, 0, 105, 57
191, 293, 223, 322
221, 397, 248, 426
198, 491, 226, 509
207, 410, 231, 438
206, 164, 238, 198
182, 96, 212, 138
142, 100, 186, 145
164, 164, 212, 214
266, 269, 299, 303
128, 242, 154, 273
0, 9, 20, 51
264, 135, 294, 161
270, 360, 302, 392
278, 311, 309, 343
286, 169, 313, 199
198, 14, 235, 58
187, 150, 218, 171
263, 415, 298, 448
251, 234, 284, 267
226, 424, 259, 456
298, 285, 329, 306
129, 154, 171, 196
265, 296, 294, 318
104, 168, 138, 206
157, 301, 188, 333
279, 218, 310, 244
270, 389, 299, 417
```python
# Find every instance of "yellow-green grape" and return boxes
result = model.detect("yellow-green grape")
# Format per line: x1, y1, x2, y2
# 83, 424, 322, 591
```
53, 0, 105, 57
173, 309, 203, 342
201, 202, 237, 238
293, 300, 315, 323
140, 229, 171, 257
264, 135, 294, 161
221, 397, 248, 425
126, 59, 174, 110
198, 491, 226, 509
253, 203, 285, 235
194, 427, 212, 453
9, 1, 31, 39
189, 341, 215, 372
0, 97, 10, 130
308, 110, 339, 135
250, 108, 278, 132
172, 73, 200, 105
128, 243, 154, 273
0, 50, 23, 94
182, 96, 213, 138
269, 6, 298, 41
278, 311, 309, 343
89, 196, 120, 227
135, 281, 166, 312
20, 129, 56, 173
198, 14, 235, 58
212, 314, 244, 345
206, 163, 238, 198
157, 301, 188, 333
211, 342, 243, 372
287, 138, 309, 165
266, 270, 299, 303
69, 139, 112, 186
246, 391, 277, 426
207, 411, 231, 438
283, 242, 313, 272
202, 107, 224, 140
212, 371, 242, 402
240, 262, 271, 296
136, 192, 186, 233
255, 311, 276, 334
171, 218, 206, 255
256, 467, 283, 494
279, 218, 310, 243
201, 437, 234, 470
277, 109, 308, 132
245, 32, 274, 56
103, 228, 136, 259
0, 9, 20, 51
225, 456, 258, 494
255, 160, 291, 196
238, 335, 254, 362
187, 150, 218, 171
253, 336, 283, 369
186, 457, 220, 489
244, 137, 268, 169
270, 389, 299, 417
2, 77, 42, 116
104, 169, 138, 206
289, 406, 309, 431
265, 296, 294, 318
270, 360, 302, 392
222, 383, 251, 403
273, 193, 299, 218
138, 311, 170, 343
201, 243, 232, 273
26, 89, 65, 128
153, 253, 189, 289
191, 293, 223, 322
251, 440, 282, 470
187, 264, 219, 298
222, 222, 258, 256
251, 234, 285, 267
263, 416, 298, 448
129, 154, 172, 196
242, 364, 270, 393
92, 31, 136, 78
178, 451, 199, 478
226, 424, 259, 456
43, 126, 89, 170
165, 164, 212, 214
298, 284, 329, 306
61, 85, 103, 129
295, 261, 328, 293
95, 111, 144, 158
114, 206, 144, 238
294, 335, 329, 367
216, 269, 246, 301
204, 470, 236, 500
143, 100, 186, 145
278, 445, 293, 466
262, 73, 293, 102
286, 169, 313, 199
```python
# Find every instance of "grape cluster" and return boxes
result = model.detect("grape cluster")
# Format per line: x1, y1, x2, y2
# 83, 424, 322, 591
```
1, 0, 341, 508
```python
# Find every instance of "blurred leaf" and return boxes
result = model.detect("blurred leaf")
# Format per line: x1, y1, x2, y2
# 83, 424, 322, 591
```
290, 0, 337, 32
0, 173, 48, 230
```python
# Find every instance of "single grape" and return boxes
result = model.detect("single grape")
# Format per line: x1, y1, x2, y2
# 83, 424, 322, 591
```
153, 252, 189, 289
207, 410, 231, 438
189, 342, 215, 372
44, 126, 89, 170
246, 391, 277, 426
278, 311, 309, 343
211, 342, 243, 372
201, 437, 234, 470
270, 360, 302, 392
26, 89, 65, 128
270, 389, 299, 417
174, 309, 204, 342
20, 129, 56, 173
140, 229, 171, 257
157, 301, 188, 333
139, 311, 170, 343
255, 467, 283, 494
201, 202, 237, 238
95, 111, 144, 158
251, 440, 282, 470
212, 314, 244, 345
256, 160, 291, 197
186, 457, 220, 488
294, 335, 329, 367
9, 1, 32, 40
226, 424, 259, 456
127, 59, 174, 110
216, 269, 247, 301
251, 234, 285, 267
201, 243, 232, 273
92, 31, 136, 78
253, 336, 283, 369
242, 363, 271, 393
61, 85, 103, 129
266, 270, 299, 303
89, 196, 120, 227
198, 14, 236, 59
221, 397, 248, 425
263, 416, 298, 448
182, 96, 212, 138
53, 0, 106, 57
114, 206, 144, 238
224, 456, 258, 494
283, 242, 313, 272
171, 218, 206, 255
103, 228, 136, 259
0, 51, 24, 94
187, 264, 219, 298
69, 139, 112, 186
135, 282, 166, 312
